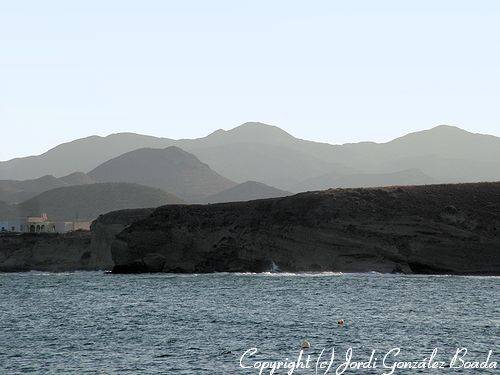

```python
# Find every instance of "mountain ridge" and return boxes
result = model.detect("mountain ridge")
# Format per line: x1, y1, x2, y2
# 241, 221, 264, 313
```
1, 123, 500, 191
89, 146, 236, 202
0, 173, 96, 204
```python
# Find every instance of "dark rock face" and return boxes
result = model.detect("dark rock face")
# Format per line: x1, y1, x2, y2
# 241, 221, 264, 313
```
112, 183, 500, 275
0, 208, 154, 272
0, 232, 93, 272
88, 208, 156, 270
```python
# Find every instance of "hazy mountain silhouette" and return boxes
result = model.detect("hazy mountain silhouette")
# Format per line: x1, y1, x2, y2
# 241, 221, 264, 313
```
59, 172, 96, 185
0, 133, 173, 180
323, 125, 500, 173
17, 183, 183, 221
0, 175, 65, 204
1, 122, 500, 190
0, 173, 96, 204
292, 168, 436, 192
176, 122, 298, 149
185, 143, 343, 190
378, 125, 500, 162
202, 181, 291, 203
0, 201, 17, 220
88, 146, 236, 202
179, 123, 500, 188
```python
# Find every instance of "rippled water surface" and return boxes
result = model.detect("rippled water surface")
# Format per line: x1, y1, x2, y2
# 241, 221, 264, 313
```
1, 272, 498, 374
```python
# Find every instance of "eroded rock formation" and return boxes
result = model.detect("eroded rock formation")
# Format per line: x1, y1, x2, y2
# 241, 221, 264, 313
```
0, 208, 153, 272
111, 183, 500, 275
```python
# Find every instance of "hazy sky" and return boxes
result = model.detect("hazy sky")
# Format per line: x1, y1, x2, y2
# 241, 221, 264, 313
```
1, 1, 499, 161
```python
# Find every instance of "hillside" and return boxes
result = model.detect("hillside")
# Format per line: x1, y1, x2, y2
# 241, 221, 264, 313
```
17, 183, 183, 221
59, 172, 96, 185
0, 175, 66, 204
0, 173, 95, 204
0, 201, 17, 220
89, 146, 236, 202
202, 181, 291, 203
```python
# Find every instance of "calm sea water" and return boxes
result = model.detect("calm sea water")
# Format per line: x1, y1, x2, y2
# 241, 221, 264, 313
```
0, 272, 498, 374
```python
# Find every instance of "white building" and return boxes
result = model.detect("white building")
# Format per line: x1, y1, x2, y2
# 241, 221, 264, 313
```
0, 215, 92, 234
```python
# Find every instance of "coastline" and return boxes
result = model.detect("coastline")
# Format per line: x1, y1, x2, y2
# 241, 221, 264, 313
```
2, 182, 499, 276
111, 182, 500, 275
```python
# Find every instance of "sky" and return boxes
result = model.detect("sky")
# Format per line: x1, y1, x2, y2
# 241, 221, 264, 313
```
0, 0, 499, 161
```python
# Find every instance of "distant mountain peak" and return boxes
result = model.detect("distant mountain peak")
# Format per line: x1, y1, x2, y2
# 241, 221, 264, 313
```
88, 146, 236, 202
234, 121, 293, 135
105, 132, 164, 140
238, 121, 277, 128
427, 124, 470, 134
390, 124, 475, 145
204, 122, 295, 144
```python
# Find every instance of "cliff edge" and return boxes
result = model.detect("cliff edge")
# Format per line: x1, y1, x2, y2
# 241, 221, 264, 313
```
111, 182, 500, 275
0, 208, 154, 272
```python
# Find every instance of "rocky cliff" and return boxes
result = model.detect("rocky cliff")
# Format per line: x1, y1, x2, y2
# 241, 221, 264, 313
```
88, 208, 156, 269
0, 208, 154, 272
111, 182, 500, 275
0, 232, 93, 272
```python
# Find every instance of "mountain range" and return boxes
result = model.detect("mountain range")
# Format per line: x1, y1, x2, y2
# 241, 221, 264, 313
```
2, 123, 500, 185
0, 122, 500, 215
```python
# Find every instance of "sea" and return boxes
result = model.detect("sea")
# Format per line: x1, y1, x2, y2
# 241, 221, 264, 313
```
0, 272, 498, 374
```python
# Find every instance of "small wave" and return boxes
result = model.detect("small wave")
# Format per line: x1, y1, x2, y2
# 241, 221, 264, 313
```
462, 275, 500, 279
233, 271, 344, 277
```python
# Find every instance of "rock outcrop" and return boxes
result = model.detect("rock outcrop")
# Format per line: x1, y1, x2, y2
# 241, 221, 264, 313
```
0, 232, 93, 272
88, 208, 156, 269
0, 208, 154, 272
111, 182, 500, 275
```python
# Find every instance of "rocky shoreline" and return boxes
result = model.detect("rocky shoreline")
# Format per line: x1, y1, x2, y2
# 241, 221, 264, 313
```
1, 182, 499, 275
112, 183, 500, 275
0, 208, 153, 272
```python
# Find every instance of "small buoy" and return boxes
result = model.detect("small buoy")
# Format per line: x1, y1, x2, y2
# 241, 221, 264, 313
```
301, 340, 311, 349
337, 319, 345, 326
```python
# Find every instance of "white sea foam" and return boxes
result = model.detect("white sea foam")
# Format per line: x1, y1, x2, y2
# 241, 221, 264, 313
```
232, 271, 344, 277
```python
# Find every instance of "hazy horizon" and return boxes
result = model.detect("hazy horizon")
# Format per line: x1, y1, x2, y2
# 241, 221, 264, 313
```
1, 1, 499, 160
